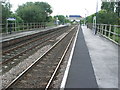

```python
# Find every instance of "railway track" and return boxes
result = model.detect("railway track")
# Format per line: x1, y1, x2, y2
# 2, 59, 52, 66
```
2, 26, 69, 52
2, 26, 72, 73
2, 26, 69, 62
3, 25, 78, 90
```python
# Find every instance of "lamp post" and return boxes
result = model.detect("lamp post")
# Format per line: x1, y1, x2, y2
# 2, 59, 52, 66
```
6, 0, 10, 33
84, 8, 89, 26
94, 0, 98, 34
85, 8, 89, 16
84, 14, 86, 26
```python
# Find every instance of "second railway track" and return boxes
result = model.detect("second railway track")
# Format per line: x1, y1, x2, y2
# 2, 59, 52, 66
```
2, 26, 69, 63
2, 26, 72, 73
3, 25, 78, 90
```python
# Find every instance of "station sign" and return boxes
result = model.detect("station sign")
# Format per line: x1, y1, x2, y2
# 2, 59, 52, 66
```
7, 18, 16, 21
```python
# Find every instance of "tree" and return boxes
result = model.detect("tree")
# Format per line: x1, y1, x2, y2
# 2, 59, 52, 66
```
87, 2, 119, 25
16, 2, 53, 22
97, 10, 118, 24
86, 14, 95, 23
101, 2, 115, 12
2, 1, 12, 23
54, 15, 69, 24
9, 13, 23, 23
100, 2, 119, 25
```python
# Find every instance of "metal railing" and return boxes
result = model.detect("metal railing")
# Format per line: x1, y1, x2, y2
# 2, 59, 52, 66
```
87, 23, 120, 45
0, 24, 5, 33
1, 22, 46, 34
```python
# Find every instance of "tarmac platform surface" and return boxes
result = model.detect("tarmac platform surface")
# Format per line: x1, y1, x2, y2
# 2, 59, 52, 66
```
61, 25, 118, 89
65, 26, 98, 88
82, 26, 118, 88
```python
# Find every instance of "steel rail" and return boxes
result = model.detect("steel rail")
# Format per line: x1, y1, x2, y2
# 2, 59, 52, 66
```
1, 32, 60, 65
1, 28, 68, 64
2, 30, 56, 54
45, 26, 76, 90
4, 26, 76, 90
2, 26, 68, 53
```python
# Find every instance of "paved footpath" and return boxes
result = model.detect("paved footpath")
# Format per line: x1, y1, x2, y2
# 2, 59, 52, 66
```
61, 25, 118, 89
1, 25, 63, 42
82, 26, 118, 88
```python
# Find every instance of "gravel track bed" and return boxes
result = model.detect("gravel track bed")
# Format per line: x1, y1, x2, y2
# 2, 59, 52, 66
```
2, 27, 68, 62
6, 26, 75, 89
2, 26, 65, 51
2, 27, 71, 73
2, 45, 51, 88
2, 26, 74, 89
50, 26, 78, 89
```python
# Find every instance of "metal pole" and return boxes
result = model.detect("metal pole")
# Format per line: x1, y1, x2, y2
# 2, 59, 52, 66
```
15, 20, 16, 31
23, 22, 24, 31
84, 14, 86, 26
85, 8, 89, 26
95, 0, 98, 34
108, 25, 111, 38
6, 20, 8, 33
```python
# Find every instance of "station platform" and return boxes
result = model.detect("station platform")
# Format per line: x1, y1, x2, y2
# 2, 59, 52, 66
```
61, 25, 118, 89
1, 25, 64, 42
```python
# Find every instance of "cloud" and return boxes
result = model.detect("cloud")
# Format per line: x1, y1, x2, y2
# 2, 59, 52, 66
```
10, 0, 102, 16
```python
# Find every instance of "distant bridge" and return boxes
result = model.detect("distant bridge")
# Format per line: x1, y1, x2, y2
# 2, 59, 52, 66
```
68, 15, 82, 22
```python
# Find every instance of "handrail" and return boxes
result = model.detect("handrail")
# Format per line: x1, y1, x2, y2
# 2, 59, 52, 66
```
87, 23, 120, 45
1, 22, 46, 34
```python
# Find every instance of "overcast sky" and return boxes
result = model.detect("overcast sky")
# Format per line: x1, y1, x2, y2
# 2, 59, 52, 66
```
9, 0, 102, 17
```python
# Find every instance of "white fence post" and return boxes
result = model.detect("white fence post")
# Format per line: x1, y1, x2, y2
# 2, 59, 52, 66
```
102, 25, 104, 35
23, 23, 24, 31
113, 26, 116, 41
108, 25, 111, 38
105, 25, 107, 36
